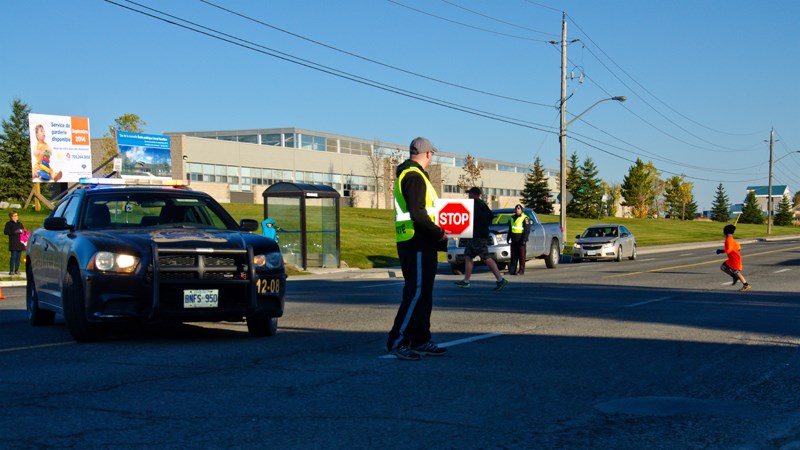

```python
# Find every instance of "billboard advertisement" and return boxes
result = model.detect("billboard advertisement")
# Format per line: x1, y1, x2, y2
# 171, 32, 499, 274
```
116, 131, 172, 179
28, 113, 92, 183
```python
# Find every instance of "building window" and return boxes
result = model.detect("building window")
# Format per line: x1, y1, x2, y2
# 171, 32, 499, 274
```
340, 140, 371, 156
238, 135, 257, 144
300, 134, 326, 151
283, 133, 296, 148
261, 133, 281, 146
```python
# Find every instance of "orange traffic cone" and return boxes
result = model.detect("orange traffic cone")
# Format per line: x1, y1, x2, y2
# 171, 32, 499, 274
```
0, 287, 6, 300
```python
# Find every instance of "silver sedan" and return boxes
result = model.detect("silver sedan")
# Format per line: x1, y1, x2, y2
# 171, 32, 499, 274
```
572, 224, 637, 263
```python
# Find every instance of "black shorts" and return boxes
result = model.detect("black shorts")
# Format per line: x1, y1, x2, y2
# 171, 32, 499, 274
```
463, 237, 493, 261
721, 262, 741, 276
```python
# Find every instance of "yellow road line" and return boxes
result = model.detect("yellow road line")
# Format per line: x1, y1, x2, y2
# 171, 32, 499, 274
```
604, 245, 800, 279
0, 341, 74, 353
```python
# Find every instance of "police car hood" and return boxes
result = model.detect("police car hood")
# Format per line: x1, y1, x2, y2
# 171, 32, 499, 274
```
83, 228, 250, 250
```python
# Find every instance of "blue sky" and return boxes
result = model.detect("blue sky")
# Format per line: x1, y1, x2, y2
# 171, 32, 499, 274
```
3, 0, 799, 209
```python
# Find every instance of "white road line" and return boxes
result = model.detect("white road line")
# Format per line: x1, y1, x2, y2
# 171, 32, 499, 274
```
679, 253, 693, 257
380, 333, 502, 359
635, 258, 655, 262
720, 282, 734, 286
353, 282, 405, 289
774, 268, 792, 274
625, 297, 672, 308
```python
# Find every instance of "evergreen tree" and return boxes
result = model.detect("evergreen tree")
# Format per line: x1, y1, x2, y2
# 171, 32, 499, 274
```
572, 157, 603, 218
0, 98, 33, 200
739, 190, 763, 224
620, 158, 658, 218
684, 198, 698, 220
565, 152, 582, 218
710, 183, 730, 222
520, 156, 552, 214
773, 194, 794, 226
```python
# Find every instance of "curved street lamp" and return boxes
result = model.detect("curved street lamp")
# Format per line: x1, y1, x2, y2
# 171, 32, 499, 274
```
559, 95, 626, 238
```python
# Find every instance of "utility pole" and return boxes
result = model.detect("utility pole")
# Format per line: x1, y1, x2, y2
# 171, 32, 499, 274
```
558, 12, 568, 238
768, 127, 774, 235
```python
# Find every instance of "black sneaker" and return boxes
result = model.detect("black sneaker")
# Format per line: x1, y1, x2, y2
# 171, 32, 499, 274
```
494, 278, 509, 291
391, 346, 421, 361
412, 341, 448, 356
454, 280, 470, 288
731, 276, 738, 286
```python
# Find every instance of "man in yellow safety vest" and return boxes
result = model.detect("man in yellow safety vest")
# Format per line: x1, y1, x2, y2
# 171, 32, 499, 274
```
387, 137, 450, 361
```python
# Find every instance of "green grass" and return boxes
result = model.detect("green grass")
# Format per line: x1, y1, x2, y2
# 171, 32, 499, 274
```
4, 205, 797, 275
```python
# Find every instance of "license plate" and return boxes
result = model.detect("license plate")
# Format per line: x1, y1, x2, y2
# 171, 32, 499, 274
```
586, 250, 596, 256
183, 289, 219, 308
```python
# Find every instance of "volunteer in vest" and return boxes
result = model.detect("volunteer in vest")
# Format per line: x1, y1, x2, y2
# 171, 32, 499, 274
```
507, 204, 531, 275
386, 137, 450, 361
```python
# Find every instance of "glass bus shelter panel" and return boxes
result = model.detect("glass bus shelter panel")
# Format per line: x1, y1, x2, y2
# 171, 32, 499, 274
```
305, 198, 339, 268
269, 197, 302, 268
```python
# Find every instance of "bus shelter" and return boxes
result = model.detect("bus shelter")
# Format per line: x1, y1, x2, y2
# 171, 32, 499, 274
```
262, 182, 340, 269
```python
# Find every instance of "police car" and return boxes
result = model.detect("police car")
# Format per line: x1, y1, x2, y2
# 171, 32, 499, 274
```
26, 178, 286, 342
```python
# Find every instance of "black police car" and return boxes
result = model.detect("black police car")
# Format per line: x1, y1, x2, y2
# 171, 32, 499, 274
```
26, 179, 286, 342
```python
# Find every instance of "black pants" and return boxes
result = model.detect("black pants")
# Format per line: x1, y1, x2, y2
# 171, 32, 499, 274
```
509, 241, 526, 274
387, 246, 438, 350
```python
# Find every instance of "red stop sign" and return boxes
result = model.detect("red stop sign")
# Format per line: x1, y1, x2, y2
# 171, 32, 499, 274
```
438, 202, 471, 235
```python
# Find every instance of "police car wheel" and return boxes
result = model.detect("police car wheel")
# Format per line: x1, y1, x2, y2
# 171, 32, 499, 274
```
247, 315, 278, 337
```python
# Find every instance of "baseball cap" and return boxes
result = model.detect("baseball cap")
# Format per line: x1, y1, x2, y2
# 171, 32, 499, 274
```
467, 187, 482, 196
410, 137, 438, 155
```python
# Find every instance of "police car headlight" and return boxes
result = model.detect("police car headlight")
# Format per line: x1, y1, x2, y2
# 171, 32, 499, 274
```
92, 251, 139, 273
573, 243, 581, 249
254, 251, 283, 269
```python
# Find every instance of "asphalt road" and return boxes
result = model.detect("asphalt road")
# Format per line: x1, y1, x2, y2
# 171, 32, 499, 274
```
1, 238, 799, 449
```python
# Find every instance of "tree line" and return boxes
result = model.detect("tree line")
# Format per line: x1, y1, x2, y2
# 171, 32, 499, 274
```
518, 152, 699, 220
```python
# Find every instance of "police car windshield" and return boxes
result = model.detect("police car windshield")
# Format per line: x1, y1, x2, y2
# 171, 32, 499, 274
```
82, 193, 237, 230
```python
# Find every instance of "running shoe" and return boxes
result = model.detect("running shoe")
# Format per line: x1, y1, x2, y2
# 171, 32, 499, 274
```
494, 278, 509, 291
392, 345, 422, 361
412, 341, 448, 356
454, 280, 470, 288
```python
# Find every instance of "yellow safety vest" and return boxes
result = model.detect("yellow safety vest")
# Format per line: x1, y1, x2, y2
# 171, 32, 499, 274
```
511, 215, 527, 234
394, 166, 438, 242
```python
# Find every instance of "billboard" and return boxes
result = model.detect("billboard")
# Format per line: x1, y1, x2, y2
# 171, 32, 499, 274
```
116, 132, 172, 179
29, 113, 92, 183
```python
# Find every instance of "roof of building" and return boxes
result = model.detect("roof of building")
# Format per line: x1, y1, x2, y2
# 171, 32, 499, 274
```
745, 185, 788, 196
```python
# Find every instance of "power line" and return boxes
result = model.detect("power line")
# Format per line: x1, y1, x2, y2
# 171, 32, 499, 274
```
386, 0, 551, 42
106, 0, 560, 135
438, 0, 558, 37
199, 0, 555, 108
566, 12, 766, 138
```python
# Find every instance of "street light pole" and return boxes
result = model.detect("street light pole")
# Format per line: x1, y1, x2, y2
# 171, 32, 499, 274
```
768, 127, 774, 235
556, 15, 625, 239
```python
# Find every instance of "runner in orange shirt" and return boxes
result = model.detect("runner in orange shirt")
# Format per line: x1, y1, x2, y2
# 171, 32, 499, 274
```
716, 224, 751, 292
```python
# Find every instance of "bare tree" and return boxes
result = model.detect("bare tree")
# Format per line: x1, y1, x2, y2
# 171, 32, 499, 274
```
456, 154, 483, 192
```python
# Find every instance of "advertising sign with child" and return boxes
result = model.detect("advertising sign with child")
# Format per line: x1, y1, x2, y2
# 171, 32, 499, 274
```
28, 113, 92, 183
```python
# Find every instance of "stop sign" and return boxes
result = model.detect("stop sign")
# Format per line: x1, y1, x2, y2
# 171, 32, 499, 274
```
436, 200, 474, 237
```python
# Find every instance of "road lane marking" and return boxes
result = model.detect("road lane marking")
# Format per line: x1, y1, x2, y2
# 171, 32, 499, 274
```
625, 297, 672, 308
774, 269, 792, 273
679, 253, 693, 257
604, 245, 800, 279
0, 341, 74, 353
353, 282, 405, 289
380, 333, 502, 359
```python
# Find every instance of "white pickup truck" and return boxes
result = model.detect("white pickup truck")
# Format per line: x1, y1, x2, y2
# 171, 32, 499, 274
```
446, 207, 564, 275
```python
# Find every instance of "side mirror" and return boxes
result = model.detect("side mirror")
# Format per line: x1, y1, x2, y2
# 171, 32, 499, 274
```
239, 219, 259, 232
44, 217, 72, 231
575, 234, 580, 239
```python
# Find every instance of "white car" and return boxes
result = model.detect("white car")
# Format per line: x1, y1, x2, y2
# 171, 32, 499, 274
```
572, 224, 637, 263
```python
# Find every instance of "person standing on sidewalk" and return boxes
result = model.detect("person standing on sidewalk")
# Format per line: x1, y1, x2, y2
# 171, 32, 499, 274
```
4, 210, 25, 276
387, 137, 450, 361
717, 224, 751, 292
507, 204, 531, 275
454, 187, 508, 291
